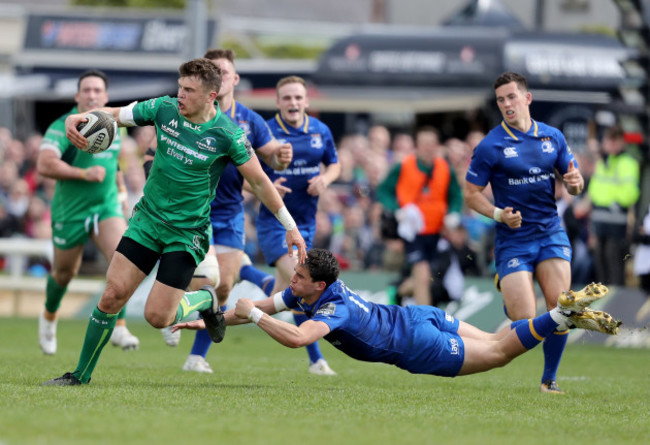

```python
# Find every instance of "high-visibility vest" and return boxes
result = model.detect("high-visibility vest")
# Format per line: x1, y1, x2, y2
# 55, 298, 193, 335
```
396, 155, 450, 235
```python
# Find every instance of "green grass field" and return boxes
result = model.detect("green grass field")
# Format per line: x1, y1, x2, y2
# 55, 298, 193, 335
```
0, 318, 648, 445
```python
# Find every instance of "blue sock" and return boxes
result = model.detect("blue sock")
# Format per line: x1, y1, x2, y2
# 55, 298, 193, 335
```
189, 305, 227, 358
240, 265, 275, 295
541, 330, 569, 383
293, 312, 323, 363
514, 313, 560, 350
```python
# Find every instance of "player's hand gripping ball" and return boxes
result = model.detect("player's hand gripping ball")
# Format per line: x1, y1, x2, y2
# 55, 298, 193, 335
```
76, 110, 117, 154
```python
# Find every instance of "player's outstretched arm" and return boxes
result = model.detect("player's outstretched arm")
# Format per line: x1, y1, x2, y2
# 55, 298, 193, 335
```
237, 156, 307, 263
235, 298, 330, 348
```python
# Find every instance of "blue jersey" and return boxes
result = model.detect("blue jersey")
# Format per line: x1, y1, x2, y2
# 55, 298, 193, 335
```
280, 280, 464, 376
210, 101, 274, 220
258, 113, 338, 228
466, 120, 576, 241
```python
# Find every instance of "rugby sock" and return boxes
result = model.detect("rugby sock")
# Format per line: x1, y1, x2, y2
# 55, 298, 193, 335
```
44, 275, 67, 313
240, 265, 275, 295
541, 330, 569, 383
293, 312, 324, 363
514, 312, 560, 350
72, 306, 118, 383
190, 305, 227, 357
117, 306, 127, 320
173, 289, 214, 324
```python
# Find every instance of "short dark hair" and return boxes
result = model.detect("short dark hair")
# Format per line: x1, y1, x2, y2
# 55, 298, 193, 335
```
604, 124, 624, 140
77, 69, 109, 91
305, 249, 340, 287
203, 48, 236, 64
178, 58, 222, 93
493, 72, 528, 92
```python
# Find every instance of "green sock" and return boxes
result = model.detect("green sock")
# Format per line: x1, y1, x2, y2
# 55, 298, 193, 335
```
73, 306, 118, 383
117, 306, 127, 320
173, 289, 213, 324
44, 275, 67, 313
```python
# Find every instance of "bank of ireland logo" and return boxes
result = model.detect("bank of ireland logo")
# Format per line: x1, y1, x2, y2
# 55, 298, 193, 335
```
504, 146, 518, 158
310, 133, 323, 149
507, 258, 520, 268
541, 138, 555, 153
529, 167, 541, 175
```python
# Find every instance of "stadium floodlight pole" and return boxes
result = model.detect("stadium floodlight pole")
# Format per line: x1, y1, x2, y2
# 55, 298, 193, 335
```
186, 0, 208, 60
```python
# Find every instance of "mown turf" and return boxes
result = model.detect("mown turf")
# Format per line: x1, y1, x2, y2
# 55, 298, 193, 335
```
0, 318, 647, 445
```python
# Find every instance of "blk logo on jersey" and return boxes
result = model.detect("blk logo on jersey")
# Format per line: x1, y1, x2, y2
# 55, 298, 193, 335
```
507, 258, 520, 268
504, 146, 518, 158
310, 134, 323, 149
541, 138, 555, 153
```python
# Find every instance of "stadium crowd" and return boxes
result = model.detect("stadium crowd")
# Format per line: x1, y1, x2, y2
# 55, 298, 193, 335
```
0, 113, 648, 304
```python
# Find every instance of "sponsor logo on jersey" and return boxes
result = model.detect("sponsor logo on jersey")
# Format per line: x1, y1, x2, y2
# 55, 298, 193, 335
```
563, 246, 571, 258
445, 313, 455, 323
504, 146, 518, 158
197, 137, 217, 152
541, 138, 555, 153
507, 258, 520, 268
310, 133, 323, 149
161, 123, 180, 138
316, 302, 336, 316
449, 338, 459, 355
238, 120, 251, 135
529, 167, 541, 175
169, 119, 178, 128
183, 121, 201, 131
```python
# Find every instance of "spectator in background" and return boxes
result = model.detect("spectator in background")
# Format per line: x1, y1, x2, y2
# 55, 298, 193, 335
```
377, 126, 462, 306
587, 124, 640, 286
390, 132, 415, 163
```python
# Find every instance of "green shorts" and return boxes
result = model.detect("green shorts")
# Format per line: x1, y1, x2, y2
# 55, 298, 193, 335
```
51, 202, 124, 250
123, 204, 211, 266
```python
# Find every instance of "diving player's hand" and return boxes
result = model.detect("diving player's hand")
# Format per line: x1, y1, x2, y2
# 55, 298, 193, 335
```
502, 206, 522, 229
273, 177, 292, 198
275, 143, 293, 170
84, 166, 106, 183
286, 227, 307, 264
307, 175, 327, 196
235, 298, 255, 320
171, 319, 206, 332
64, 113, 90, 149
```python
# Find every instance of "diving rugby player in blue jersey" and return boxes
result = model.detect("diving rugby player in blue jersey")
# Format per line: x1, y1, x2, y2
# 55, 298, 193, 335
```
174, 49, 294, 373
173, 249, 619, 380
254, 76, 341, 375
464, 72, 586, 393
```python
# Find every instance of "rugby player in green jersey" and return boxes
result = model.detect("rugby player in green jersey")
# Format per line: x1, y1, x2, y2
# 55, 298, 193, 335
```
42, 58, 306, 386
37, 69, 139, 355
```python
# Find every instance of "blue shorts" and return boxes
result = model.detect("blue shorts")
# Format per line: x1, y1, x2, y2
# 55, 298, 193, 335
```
404, 234, 440, 264
210, 211, 245, 249
495, 230, 572, 280
398, 306, 464, 377
257, 219, 314, 266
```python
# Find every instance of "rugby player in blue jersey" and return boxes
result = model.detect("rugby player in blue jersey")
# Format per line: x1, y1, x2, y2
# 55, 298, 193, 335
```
241, 76, 341, 375
171, 49, 294, 373
464, 72, 586, 393
172, 249, 619, 379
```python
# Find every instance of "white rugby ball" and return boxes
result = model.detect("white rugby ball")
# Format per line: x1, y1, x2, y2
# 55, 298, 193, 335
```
76, 110, 117, 154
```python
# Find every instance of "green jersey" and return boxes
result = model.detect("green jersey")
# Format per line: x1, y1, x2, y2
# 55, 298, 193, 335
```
41, 106, 122, 222
131, 96, 252, 229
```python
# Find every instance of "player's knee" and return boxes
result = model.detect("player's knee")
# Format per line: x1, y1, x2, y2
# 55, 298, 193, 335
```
99, 281, 129, 313
194, 255, 219, 288
52, 268, 76, 286
143, 308, 170, 329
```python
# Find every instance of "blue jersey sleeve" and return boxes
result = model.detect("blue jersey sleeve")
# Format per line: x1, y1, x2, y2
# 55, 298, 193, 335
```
248, 113, 274, 149
466, 139, 495, 187
311, 296, 349, 331
281, 288, 300, 309
553, 130, 577, 174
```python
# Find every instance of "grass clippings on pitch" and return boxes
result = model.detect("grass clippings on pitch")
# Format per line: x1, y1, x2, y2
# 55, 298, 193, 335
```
0, 318, 648, 445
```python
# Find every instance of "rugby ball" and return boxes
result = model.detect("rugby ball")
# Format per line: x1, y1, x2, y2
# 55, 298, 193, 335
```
76, 110, 117, 154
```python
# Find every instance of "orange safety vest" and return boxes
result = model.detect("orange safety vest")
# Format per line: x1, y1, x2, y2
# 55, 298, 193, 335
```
396, 155, 450, 235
